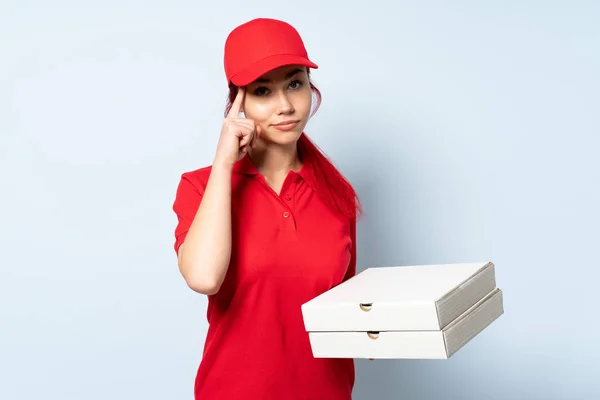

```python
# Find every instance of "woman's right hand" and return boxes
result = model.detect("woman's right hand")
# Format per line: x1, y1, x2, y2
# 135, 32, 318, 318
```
213, 87, 261, 168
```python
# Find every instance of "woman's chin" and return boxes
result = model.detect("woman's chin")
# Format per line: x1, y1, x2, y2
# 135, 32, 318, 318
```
263, 128, 303, 145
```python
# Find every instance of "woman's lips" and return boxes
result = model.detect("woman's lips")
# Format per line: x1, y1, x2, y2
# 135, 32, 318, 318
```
272, 120, 299, 131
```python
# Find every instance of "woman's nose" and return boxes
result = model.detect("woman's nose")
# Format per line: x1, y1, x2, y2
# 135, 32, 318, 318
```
276, 92, 294, 114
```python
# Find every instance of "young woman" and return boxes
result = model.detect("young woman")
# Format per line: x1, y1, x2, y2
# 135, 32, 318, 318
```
172, 18, 361, 399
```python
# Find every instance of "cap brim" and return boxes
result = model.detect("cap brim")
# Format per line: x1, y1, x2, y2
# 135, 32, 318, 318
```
230, 54, 318, 87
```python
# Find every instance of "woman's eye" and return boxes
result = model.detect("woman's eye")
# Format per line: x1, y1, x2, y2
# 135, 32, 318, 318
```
289, 80, 303, 89
254, 87, 269, 96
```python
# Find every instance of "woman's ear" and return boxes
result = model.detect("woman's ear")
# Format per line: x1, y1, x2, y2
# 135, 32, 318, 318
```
309, 89, 317, 116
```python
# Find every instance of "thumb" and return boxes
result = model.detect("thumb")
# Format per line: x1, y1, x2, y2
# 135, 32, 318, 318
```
252, 124, 262, 147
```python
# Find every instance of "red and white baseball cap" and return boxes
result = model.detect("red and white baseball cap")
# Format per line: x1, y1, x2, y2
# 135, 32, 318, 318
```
224, 18, 319, 87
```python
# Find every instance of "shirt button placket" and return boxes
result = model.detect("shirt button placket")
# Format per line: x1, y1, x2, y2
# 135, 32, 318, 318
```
280, 174, 298, 232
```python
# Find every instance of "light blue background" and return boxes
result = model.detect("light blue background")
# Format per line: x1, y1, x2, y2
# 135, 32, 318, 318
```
1, 1, 598, 399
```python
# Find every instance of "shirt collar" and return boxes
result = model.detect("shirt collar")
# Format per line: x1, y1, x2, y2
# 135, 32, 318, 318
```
233, 153, 317, 192
232, 152, 259, 175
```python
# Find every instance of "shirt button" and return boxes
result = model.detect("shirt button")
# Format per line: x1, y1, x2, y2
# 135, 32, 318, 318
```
283, 211, 290, 218
285, 194, 292, 201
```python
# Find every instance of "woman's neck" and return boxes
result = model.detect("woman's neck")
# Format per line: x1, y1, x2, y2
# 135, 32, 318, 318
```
249, 142, 302, 176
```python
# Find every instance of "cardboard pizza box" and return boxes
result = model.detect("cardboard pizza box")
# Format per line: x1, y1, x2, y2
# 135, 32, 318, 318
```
301, 262, 503, 359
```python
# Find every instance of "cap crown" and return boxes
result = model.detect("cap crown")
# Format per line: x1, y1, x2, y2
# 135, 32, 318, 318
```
224, 18, 310, 84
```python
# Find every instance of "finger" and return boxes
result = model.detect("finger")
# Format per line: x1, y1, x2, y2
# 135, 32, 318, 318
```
230, 119, 255, 130
239, 130, 254, 147
230, 122, 255, 144
227, 87, 246, 118
240, 135, 252, 147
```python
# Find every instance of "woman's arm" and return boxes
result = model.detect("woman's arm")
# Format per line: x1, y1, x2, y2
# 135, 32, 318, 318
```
175, 87, 257, 295
177, 163, 233, 295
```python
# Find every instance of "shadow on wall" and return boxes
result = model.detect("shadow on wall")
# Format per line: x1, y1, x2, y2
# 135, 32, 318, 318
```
344, 119, 433, 400
342, 120, 570, 400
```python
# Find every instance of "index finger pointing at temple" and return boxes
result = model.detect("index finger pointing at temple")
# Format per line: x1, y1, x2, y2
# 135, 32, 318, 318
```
227, 87, 246, 118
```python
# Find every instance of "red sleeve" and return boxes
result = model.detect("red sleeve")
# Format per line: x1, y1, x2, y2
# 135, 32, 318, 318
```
172, 173, 206, 255
343, 217, 357, 282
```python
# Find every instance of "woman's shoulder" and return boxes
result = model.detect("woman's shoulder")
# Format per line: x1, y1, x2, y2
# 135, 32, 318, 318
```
180, 164, 212, 183
175, 164, 213, 195
176, 159, 247, 192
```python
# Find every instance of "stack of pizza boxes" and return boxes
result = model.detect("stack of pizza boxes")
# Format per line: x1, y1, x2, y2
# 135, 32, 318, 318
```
301, 262, 503, 359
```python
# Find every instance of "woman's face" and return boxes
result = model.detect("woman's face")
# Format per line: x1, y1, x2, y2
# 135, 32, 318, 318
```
243, 65, 312, 147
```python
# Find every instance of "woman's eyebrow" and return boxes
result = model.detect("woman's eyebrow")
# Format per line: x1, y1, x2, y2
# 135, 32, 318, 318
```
254, 68, 303, 84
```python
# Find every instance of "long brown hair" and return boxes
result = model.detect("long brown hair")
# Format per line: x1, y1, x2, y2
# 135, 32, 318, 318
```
224, 70, 362, 221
